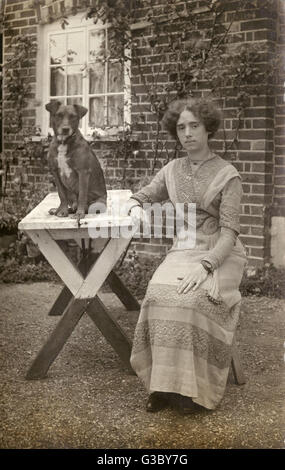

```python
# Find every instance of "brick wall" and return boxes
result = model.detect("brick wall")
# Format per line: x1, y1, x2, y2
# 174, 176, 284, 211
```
273, 0, 285, 216
2, 0, 49, 196
1, 0, 283, 267
126, 0, 281, 266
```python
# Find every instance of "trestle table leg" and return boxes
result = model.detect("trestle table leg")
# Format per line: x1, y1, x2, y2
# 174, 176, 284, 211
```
26, 298, 89, 380
86, 297, 135, 374
106, 271, 140, 311
48, 252, 99, 317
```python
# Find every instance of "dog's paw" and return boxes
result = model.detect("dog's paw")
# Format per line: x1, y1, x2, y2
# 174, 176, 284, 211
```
71, 209, 85, 224
49, 205, 69, 217
68, 204, 77, 214
57, 207, 69, 217
49, 207, 58, 215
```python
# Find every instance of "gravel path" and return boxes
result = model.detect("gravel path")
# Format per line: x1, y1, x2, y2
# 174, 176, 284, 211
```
0, 282, 284, 449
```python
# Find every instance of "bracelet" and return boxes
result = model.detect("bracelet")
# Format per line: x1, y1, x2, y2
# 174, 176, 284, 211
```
201, 260, 214, 274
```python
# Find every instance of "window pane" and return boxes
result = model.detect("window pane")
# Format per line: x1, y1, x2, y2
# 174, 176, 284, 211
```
67, 97, 83, 105
50, 34, 66, 65
108, 95, 124, 126
89, 29, 106, 61
89, 62, 105, 94
50, 66, 65, 96
108, 61, 124, 93
48, 98, 65, 127
107, 27, 124, 58
89, 97, 105, 127
67, 31, 85, 64
67, 65, 83, 95
66, 98, 84, 128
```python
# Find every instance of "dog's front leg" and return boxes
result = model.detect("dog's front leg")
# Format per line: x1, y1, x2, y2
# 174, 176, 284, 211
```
49, 171, 69, 217
72, 169, 91, 223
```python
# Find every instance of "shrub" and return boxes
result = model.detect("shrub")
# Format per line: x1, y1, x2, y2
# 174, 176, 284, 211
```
0, 257, 59, 284
240, 264, 285, 299
0, 238, 60, 284
114, 249, 165, 299
0, 211, 19, 234
1, 238, 284, 302
115, 253, 285, 300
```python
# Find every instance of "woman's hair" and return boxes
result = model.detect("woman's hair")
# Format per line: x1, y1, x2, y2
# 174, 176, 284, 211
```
161, 96, 222, 140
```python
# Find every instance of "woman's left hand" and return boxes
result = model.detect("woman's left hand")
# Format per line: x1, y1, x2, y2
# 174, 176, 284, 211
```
177, 263, 208, 294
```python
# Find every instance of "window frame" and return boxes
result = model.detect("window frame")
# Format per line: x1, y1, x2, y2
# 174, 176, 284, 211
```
37, 14, 131, 138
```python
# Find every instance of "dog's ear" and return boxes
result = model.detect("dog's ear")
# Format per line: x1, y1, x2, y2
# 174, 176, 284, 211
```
45, 100, 62, 115
73, 104, 88, 119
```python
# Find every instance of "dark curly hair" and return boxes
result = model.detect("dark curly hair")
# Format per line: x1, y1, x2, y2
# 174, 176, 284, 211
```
161, 96, 222, 140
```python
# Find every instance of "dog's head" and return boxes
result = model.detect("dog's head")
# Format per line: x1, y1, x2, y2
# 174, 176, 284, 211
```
45, 100, 88, 143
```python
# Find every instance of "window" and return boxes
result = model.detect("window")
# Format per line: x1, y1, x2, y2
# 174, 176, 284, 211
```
38, 14, 131, 136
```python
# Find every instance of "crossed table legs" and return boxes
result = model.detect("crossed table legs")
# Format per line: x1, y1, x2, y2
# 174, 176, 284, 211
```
25, 229, 140, 380
25, 229, 245, 386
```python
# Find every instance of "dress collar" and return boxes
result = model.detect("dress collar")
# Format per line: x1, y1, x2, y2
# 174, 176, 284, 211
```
187, 153, 217, 174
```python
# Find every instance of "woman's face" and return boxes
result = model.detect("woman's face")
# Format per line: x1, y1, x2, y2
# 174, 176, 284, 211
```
176, 109, 209, 153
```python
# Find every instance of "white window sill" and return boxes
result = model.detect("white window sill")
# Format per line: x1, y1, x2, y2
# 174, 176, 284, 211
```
31, 132, 140, 143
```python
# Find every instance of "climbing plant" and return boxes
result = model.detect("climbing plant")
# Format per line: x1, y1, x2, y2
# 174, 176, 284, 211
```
4, 34, 37, 133
81, 0, 279, 173
0, 0, 280, 270
1, 0, 280, 185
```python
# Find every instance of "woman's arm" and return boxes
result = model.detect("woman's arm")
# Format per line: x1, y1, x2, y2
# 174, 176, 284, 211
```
202, 176, 243, 270
129, 166, 169, 207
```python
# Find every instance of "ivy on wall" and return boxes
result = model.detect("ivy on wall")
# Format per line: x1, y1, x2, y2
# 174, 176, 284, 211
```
5, 35, 37, 133
82, 0, 280, 173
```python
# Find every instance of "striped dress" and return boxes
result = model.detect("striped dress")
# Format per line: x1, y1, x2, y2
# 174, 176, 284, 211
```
129, 154, 247, 409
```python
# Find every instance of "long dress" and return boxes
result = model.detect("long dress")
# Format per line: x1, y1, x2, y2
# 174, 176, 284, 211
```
129, 154, 247, 410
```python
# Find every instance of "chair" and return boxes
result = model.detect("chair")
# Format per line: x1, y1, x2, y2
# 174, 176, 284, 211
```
231, 336, 246, 385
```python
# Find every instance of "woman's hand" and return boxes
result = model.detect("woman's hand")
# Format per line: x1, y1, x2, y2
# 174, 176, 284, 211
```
129, 205, 150, 228
177, 263, 208, 294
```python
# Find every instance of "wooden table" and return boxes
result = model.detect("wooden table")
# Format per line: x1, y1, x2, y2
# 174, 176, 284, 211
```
18, 191, 140, 380
18, 191, 245, 386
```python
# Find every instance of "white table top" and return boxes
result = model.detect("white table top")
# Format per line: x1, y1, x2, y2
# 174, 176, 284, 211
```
18, 191, 135, 232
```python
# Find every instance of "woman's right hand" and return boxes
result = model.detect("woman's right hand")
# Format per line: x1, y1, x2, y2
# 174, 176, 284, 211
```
129, 205, 150, 228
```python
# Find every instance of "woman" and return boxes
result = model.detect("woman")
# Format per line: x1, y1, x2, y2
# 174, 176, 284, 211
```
127, 96, 247, 414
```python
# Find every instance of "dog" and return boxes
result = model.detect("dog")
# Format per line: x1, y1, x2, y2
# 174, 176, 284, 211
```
45, 100, 107, 222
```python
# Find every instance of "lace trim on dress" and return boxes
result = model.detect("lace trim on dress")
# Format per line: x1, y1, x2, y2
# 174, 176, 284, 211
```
131, 318, 233, 370
173, 156, 229, 207
142, 283, 240, 331
130, 192, 152, 205
219, 202, 240, 232
174, 158, 197, 204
